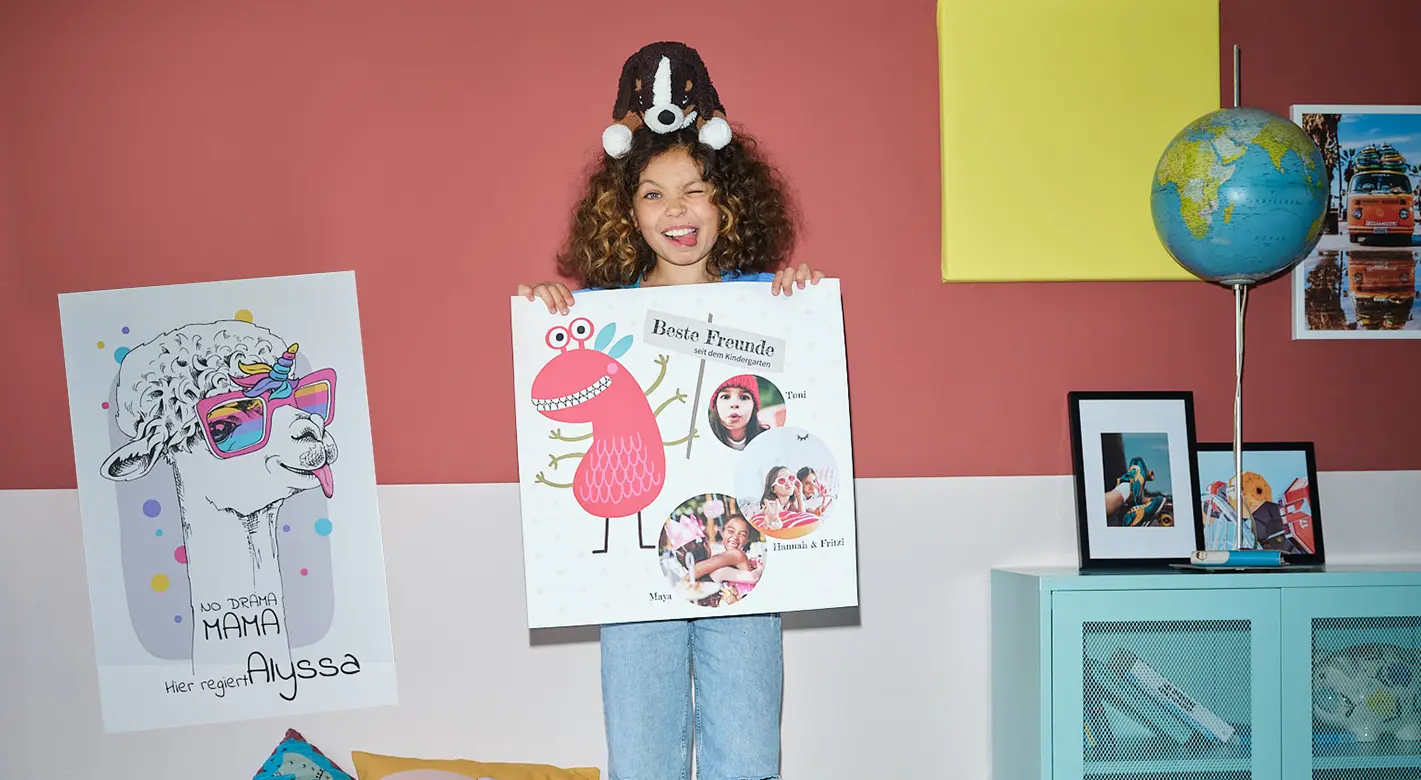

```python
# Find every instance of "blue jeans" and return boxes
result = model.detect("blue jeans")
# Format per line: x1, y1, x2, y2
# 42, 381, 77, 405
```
601, 614, 783, 780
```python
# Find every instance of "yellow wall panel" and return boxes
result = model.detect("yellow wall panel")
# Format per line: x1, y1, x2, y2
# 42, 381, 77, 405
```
939, 0, 1221, 282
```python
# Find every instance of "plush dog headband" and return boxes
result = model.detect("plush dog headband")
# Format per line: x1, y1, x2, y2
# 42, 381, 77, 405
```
601, 41, 732, 158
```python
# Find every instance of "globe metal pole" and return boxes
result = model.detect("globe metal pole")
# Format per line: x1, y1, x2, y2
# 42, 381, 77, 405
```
1230, 45, 1248, 553
1233, 282, 1248, 552
1232, 45, 1241, 109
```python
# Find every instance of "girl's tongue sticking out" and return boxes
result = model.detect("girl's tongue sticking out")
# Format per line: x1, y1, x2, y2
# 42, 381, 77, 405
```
664, 226, 699, 247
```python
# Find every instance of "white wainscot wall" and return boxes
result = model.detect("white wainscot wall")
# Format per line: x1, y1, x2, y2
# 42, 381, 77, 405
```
3, 471, 1418, 779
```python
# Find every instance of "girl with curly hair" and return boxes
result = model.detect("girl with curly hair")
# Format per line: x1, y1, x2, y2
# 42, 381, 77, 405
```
517, 54, 824, 780
524, 123, 813, 301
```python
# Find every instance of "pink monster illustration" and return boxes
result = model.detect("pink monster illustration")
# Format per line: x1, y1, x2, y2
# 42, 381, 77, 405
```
532, 317, 695, 553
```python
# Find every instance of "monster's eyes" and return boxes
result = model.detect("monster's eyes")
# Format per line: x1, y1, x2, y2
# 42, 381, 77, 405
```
569, 318, 594, 342
545, 326, 571, 351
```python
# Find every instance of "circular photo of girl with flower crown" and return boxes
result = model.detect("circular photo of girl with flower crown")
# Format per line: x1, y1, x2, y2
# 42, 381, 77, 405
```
656, 493, 767, 608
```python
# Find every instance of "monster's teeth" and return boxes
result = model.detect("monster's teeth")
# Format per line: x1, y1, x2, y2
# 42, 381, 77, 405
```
536, 374, 612, 411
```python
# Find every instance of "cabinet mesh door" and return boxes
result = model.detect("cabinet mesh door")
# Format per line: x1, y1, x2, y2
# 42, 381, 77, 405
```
1311, 616, 1421, 780
1081, 619, 1251, 780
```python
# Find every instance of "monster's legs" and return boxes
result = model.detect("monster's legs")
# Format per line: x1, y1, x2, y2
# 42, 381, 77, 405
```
593, 518, 610, 554
591, 513, 656, 553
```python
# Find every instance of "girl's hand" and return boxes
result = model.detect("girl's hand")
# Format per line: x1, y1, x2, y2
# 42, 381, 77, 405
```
770, 262, 826, 296
517, 282, 575, 315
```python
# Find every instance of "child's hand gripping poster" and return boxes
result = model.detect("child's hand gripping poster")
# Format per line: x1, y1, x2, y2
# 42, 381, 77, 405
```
510, 279, 859, 628
57, 271, 397, 733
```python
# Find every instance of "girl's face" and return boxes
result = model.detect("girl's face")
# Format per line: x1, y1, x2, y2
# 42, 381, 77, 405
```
632, 148, 720, 272
714, 386, 754, 432
771, 468, 796, 499
722, 517, 750, 552
801, 472, 818, 496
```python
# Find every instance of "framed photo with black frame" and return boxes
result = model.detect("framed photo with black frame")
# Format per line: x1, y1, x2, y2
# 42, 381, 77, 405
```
1194, 441, 1325, 566
1068, 390, 1203, 568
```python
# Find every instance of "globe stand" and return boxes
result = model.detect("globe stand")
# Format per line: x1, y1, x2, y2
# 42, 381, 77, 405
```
1230, 281, 1251, 552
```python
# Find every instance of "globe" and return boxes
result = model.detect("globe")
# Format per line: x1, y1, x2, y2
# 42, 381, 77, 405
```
1150, 106, 1329, 286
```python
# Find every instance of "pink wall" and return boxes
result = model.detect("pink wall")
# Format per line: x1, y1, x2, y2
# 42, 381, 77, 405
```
1, 0, 1418, 490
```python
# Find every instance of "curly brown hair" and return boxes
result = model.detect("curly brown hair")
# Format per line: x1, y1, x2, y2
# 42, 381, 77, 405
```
556, 124, 799, 289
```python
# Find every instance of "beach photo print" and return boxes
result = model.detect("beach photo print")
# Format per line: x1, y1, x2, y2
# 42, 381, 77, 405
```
1291, 104, 1421, 339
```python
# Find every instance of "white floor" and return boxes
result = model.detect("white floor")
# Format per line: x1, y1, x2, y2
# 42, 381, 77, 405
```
3, 471, 1418, 779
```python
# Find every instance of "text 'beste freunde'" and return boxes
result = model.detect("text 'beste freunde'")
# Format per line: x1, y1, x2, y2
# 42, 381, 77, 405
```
643, 310, 787, 372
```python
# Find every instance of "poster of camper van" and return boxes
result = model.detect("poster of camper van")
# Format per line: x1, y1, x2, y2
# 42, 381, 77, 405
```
1291, 105, 1421, 339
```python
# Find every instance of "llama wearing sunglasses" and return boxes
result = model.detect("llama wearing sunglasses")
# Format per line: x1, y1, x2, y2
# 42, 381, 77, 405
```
531, 317, 693, 553
100, 319, 338, 674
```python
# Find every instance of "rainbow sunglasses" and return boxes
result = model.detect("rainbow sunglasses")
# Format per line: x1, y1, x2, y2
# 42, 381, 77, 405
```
195, 342, 337, 459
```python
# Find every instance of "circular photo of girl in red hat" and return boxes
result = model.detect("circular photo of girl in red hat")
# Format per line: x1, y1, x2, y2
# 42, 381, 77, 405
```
706, 373, 787, 451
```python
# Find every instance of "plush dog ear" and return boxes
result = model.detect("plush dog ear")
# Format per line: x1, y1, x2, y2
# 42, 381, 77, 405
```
680, 48, 731, 150
604, 51, 646, 158
686, 50, 725, 118
612, 49, 643, 120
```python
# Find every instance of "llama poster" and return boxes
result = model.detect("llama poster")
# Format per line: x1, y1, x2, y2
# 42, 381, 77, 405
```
509, 279, 859, 629
57, 270, 396, 733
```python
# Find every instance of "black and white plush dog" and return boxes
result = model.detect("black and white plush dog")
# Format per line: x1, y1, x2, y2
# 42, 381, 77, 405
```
602, 41, 732, 158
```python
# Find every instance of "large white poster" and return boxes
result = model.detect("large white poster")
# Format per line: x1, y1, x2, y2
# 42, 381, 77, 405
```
57, 271, 397, 733
510, 280, 859, 629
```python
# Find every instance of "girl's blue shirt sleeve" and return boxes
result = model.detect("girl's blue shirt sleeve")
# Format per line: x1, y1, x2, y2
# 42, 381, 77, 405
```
572, 270, 775, 294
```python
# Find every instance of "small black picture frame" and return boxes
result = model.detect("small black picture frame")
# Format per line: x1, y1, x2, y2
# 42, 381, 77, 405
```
1194, 441, 1325, 566
1068, 390, 1203, 569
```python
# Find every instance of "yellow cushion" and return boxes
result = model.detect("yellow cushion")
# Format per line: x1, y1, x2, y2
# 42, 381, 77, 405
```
350, 751, 599, 780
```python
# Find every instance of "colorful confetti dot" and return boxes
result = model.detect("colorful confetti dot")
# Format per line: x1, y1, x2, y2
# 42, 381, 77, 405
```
151, 574, 170, 592
97, 341, 105, 349
300, 568, 309, 576
143, 500, 161, 518
155, 528, 163, 537
314, 518, 333, 536
174, 546, 187, 564
101, 401, 110, 410
114, 346, 130, 364
174, 615, 183, 624
283, 524, 291, 533
234, 309, 253, 322
121, 326, 130, 334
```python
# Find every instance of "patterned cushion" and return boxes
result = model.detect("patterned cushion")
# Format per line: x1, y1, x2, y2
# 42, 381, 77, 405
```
254, 729, 354, 780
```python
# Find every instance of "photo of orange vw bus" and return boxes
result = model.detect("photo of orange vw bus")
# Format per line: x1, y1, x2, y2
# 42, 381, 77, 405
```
1345, 144, 1414, 244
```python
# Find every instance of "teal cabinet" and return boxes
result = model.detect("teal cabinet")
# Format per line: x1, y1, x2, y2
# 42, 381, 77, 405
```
992, 566, 1421, 780
1282, 585, 1421, 779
